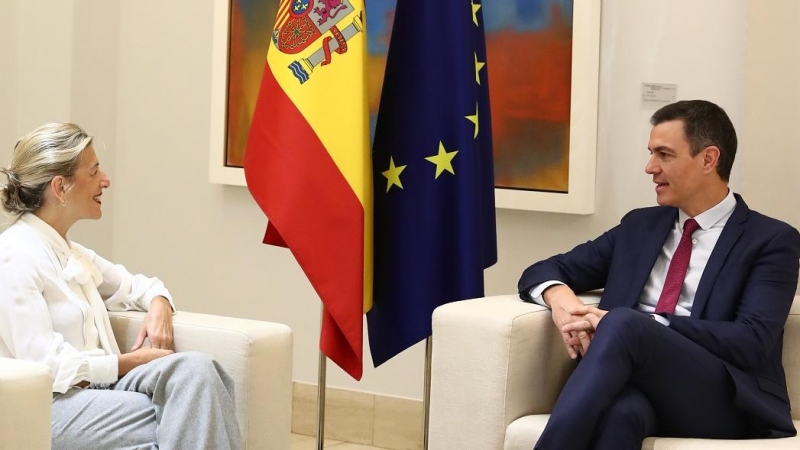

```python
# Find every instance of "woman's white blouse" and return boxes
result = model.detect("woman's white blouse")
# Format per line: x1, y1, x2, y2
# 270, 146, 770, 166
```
0, 214, 174, 393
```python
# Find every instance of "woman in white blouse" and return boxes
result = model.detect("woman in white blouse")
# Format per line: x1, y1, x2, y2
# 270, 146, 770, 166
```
0, 123, 242, 449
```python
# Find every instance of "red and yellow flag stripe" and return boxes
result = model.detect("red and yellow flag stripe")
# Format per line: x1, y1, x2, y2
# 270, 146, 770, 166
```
245, 0, 371, 379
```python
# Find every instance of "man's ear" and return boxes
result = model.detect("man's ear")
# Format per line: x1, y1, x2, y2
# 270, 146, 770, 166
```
702, 146, 720, 174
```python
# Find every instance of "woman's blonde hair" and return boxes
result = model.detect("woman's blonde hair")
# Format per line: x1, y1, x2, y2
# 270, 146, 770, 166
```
1, 123, 93, 215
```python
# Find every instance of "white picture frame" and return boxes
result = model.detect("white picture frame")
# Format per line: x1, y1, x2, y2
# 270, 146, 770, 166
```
208, 0, 243, 186
493, 0, 600, 214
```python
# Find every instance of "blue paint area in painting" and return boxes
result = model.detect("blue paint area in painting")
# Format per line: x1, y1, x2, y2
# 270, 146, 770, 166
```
483, 0, 573, 32
238, 0, 262, 27
365, 1, 575, 51
365, 0, 396, 55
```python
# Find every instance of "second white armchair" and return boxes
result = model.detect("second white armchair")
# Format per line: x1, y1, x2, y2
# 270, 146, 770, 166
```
429, 293, 800, 450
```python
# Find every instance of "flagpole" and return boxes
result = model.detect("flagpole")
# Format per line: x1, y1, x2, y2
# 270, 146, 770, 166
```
423, 336, 433, 450
316, 306, 327, 450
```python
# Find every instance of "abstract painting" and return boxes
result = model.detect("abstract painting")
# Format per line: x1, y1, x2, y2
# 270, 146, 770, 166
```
210, 0, 600, 213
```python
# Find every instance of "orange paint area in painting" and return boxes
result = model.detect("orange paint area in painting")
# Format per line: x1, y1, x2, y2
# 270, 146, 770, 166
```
366, 55, 387, 114
226, 7, 247, 167
489, 5, 573, 192
226, 1, 277, 168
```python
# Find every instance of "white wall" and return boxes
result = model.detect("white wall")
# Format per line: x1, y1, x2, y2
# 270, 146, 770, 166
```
1, 0, 76, 225
0, 0, 116, 254
0, 0, 21, 200
67, 0, 120, 256
741, 0, 800, 228
15, 0, 74, 130
7, 0, 800, 401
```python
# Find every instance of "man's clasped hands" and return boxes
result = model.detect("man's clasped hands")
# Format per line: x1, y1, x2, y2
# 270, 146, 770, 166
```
544, 285, 609, 360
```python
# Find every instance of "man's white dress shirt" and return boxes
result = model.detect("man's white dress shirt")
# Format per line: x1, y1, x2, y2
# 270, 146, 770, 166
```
531, 190, 737, 322
0, 214, 174, 393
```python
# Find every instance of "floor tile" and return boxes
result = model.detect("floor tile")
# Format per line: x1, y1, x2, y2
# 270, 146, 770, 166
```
290, 433, 393, 450
373, 395, 423, 450
292, 383, 319, 436
330, 443, 390, 450
290, 433, 343, 449
292, 382, 376, 445
323, 386, 376, 444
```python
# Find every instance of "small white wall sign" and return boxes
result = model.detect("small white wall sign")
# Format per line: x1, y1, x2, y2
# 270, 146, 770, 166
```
642, 83, 677, 103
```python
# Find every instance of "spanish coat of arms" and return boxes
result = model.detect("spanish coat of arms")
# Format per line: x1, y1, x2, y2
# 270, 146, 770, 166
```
272, 0, 364, 84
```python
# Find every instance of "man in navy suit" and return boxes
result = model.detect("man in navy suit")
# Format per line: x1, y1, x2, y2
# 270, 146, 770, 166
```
519, 100, 800, 449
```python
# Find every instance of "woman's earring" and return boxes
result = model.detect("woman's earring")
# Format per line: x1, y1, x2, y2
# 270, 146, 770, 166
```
58, 183, 68, 207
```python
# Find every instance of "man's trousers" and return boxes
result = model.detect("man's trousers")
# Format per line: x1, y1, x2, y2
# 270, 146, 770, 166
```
535, 308, 749, 450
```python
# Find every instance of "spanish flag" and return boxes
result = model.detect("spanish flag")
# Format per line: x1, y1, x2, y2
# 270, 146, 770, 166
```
244, 0, 371, 380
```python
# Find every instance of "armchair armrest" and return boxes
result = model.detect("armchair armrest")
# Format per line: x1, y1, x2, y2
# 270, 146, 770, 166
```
0, 357, 52, 450
429, 293, 600, 450
109, 311, 293, 450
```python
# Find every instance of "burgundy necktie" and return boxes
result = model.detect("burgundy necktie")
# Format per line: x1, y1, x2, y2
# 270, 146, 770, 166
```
654, 218, 700, 314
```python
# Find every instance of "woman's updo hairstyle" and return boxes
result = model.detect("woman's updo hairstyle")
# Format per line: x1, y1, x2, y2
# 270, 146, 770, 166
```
1, 123, 92, 215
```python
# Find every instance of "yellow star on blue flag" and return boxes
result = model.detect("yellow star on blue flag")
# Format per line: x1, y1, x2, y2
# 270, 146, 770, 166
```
425, 142, 459, 179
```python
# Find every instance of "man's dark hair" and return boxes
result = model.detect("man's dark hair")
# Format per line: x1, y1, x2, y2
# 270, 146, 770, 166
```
650, 100, 737, 181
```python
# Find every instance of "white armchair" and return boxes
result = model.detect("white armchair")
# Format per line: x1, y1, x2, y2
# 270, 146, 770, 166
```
429, 293, 800, 449
0, 311, 293, 450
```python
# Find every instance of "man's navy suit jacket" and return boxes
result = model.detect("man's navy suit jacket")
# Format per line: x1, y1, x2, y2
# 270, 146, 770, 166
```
519, 194, 800, 437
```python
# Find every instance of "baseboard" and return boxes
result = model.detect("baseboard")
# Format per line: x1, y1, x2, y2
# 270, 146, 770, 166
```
292, 381, 423, 450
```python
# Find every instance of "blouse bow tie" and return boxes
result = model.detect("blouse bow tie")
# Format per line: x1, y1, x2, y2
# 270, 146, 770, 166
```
62, 250, 103, 287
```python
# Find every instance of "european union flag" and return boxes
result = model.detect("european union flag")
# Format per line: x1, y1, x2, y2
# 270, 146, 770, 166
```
368, 0, 498, 366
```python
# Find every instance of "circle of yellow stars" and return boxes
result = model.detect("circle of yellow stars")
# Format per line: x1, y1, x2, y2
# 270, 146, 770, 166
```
381, 1, 486, 193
